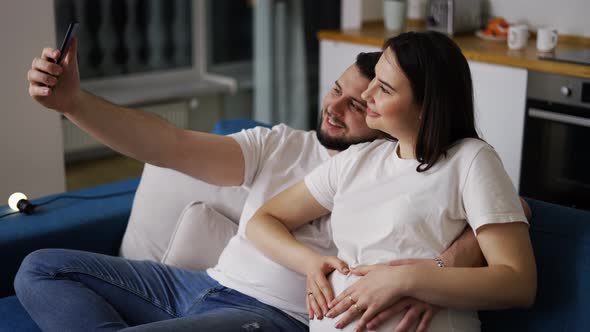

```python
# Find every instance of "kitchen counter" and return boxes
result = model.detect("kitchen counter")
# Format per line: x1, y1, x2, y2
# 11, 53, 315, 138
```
317, 22, 590, 79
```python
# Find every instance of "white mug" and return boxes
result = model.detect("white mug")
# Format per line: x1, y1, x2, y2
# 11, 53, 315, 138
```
383, 0, 406, 31
507, 25, 529, 50
537, 27, 559, 52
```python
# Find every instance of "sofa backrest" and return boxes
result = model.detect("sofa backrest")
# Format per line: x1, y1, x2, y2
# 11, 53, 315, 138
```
480, 198, 590, 332
119, 164, 248, 262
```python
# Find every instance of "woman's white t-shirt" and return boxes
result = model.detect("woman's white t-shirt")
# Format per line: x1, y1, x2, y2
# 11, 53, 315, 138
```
304, 138, 528, 332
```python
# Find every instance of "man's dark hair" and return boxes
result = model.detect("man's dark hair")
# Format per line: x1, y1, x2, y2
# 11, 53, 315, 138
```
383, 31, 480, 172
355, 52, 381, 81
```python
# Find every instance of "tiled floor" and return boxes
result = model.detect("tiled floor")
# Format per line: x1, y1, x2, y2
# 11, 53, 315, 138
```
65, 155, 144, 191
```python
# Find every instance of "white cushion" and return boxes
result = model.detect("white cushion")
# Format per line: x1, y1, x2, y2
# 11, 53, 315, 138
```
161, 201, 238, 270
119, 164, 247, 261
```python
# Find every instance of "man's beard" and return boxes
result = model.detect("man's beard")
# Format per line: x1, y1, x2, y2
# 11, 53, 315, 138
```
315, 111, 377, 151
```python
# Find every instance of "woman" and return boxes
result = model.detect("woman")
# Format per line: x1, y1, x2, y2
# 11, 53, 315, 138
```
246, 31, 536, 332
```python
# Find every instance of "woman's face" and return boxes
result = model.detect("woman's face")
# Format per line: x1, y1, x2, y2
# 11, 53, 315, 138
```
361, 48, 421, 140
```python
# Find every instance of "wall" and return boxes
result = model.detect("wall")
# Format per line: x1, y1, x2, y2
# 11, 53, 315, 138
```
487, 0, 590, 37
0, 1, 66, 200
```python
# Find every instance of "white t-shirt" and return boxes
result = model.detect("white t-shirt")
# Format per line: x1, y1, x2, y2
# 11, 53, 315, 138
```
304, 138, 528, 332
207, 124, 337, 324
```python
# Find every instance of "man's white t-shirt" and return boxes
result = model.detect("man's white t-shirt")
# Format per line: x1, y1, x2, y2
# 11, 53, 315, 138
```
304, 138, 528, 331
207, 124, 337, 324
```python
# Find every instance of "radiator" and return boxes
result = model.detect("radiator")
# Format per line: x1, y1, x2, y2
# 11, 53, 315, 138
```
63, 103, 189, 160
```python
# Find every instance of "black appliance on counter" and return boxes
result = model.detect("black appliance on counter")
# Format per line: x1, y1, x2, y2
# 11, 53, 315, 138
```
520, 71, 590, 211
538, 49, 590, 66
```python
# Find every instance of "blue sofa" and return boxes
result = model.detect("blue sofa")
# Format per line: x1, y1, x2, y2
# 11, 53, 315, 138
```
1, 119, 589, 332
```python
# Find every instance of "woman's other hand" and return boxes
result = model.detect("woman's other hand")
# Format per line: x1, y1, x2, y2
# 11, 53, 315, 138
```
326, 264, 413, 331
304, 256, 349, 320
376, 260, 441, 331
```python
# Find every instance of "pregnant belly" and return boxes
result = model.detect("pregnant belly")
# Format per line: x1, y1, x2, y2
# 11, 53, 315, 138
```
309, 272, 481, 332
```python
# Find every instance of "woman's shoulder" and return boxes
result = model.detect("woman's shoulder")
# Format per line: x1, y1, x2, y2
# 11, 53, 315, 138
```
448, 138, 494, 158
441, 138, 499, 169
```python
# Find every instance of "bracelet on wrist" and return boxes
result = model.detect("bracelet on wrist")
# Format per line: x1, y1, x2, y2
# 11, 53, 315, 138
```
434, 257, 445, 268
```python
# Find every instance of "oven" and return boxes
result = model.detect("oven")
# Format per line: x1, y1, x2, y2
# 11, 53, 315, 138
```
520, 71, 590, 211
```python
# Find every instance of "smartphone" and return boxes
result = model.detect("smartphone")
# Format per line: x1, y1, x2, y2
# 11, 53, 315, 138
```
52, 21, 79, 64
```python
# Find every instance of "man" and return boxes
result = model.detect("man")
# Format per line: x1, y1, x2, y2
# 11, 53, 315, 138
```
17, 39, 510, 332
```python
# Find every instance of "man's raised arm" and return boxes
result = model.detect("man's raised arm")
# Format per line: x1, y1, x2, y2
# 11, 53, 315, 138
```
28, 40, 244, 187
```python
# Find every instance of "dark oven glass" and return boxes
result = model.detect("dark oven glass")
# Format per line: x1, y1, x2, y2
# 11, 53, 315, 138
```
520, 99, 590, 211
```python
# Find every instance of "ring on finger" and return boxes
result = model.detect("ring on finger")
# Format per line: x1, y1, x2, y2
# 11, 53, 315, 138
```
308, 291, 314, 297
353, 303, 361, 312
348, 295, 354, 303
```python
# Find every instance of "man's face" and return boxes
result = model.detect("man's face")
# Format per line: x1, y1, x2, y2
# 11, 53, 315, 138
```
317, 65, 383, 151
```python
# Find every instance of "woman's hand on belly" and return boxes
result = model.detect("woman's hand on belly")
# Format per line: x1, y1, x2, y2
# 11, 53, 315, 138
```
326, 264, 421, 331
304, 255, 350, 320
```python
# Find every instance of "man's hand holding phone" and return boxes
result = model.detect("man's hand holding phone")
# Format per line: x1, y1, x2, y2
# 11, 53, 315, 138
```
27, 21, 82, 114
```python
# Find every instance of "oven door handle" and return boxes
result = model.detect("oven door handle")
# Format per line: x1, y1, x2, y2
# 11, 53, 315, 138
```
529, 108, 590, 128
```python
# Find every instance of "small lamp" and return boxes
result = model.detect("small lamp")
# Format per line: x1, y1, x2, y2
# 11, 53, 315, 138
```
8, 192, 36, 215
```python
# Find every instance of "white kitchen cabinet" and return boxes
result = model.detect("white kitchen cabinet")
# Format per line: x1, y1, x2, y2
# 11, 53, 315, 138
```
469, 61, 527, 188
319, 40, 381, 107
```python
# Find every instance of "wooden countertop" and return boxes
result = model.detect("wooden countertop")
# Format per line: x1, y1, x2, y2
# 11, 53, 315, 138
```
317, 22, 590, 79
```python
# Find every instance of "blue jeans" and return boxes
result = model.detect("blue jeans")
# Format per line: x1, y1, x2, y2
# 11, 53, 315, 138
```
14, 249, 307, 332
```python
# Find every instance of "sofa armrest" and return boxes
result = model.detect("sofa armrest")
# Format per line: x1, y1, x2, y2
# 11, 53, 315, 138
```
0, 177, 139, 298
480, 198, 590, 331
